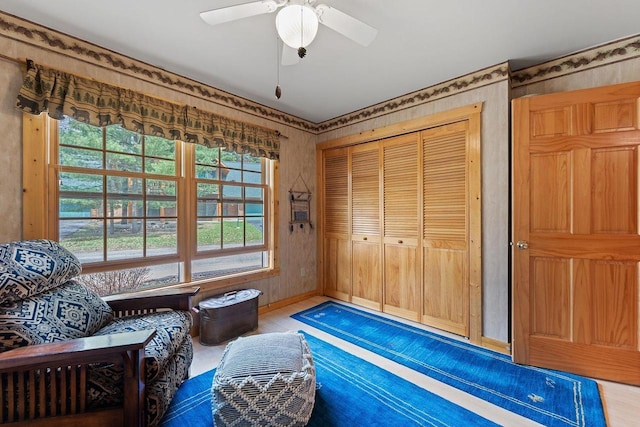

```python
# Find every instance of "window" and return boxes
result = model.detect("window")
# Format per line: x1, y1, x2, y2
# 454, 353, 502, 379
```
24, 115, 277, 296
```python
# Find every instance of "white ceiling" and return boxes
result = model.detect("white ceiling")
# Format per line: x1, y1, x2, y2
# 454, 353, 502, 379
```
2, 0, 639, 123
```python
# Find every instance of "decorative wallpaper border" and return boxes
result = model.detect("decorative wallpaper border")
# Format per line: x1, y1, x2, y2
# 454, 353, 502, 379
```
2, 12, 638, 134
512, 34, 640, 87
316, 64, 510, 132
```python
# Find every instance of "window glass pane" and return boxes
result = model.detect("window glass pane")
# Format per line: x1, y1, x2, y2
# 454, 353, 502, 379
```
197, 201, 219, 217
223, 165, 241, 182
243, 154, 262, 172
222, 203, 242, 218
145, 262, 181, 288
147, 219, 177, 256
221, 149, 241, 164
222, 218, 245, 248
147, 179, 177, 216
195, 145, 220, 166
145, 158, 175, 175
107, 176, 143, 195
222, 185, 242, 199
106, 198, 143, 218
106, 126, 142, 154
197, 187, 220, 216
192, 252, 267, 280
242, 170, 262, 184
246, 218, 264, 246
59, 146, 103, 168
59, 116, 102, 149
76, 262, 181, 297
197, 219, 221, 251
59, 172, 103, 193
107, 176, 143, 218
106, 152, 142, 172
59, 219, 104, 263
145, 136, 175, 159
59, 172, 103, 217
60, 198, 104, 220
107, 219, 143, 260
245, 187, 263, 202
195, 164, 218, 179
245, 203, 263, 217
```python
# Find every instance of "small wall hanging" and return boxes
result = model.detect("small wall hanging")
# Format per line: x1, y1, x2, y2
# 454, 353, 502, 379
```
289, 173, 312, 232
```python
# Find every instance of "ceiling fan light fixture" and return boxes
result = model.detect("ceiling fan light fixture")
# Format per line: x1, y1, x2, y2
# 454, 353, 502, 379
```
276, 4, 318, 49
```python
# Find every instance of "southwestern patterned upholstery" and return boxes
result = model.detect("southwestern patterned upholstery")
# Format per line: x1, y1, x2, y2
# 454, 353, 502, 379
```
0, 239, 194, 426
0, 239, 81, 302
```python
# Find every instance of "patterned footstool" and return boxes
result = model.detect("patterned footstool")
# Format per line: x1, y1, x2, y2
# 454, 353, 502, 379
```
212, 332, 316, 427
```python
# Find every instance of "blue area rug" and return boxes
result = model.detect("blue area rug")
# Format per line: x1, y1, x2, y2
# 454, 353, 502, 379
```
160, 332, 498, 427
292, 301, 606, 427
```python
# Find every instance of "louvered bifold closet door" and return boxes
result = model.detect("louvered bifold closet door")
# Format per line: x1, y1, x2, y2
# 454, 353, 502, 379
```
382, 134, 420, 321
350, 143, 382, 309
422, 121, 470, 337
322, 148, 351, 301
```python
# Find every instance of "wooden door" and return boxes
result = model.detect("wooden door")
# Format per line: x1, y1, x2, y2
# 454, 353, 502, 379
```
321, 148, 351, 301
513, 82, 640, 385
422, 122, 470, 337
382, 134, 420, 321
351, 143, 382, 310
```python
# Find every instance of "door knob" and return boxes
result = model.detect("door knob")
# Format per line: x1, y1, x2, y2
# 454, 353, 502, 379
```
516, 241, 528, 250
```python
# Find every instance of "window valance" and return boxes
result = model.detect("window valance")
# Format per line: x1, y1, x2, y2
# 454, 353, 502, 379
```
15, 60, 280, 160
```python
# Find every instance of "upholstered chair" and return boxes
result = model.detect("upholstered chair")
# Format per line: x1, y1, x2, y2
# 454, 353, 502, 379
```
0, 239, 197, 426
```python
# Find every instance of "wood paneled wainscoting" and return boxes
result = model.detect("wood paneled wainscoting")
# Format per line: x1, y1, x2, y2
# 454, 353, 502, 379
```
317, 104, 483, 344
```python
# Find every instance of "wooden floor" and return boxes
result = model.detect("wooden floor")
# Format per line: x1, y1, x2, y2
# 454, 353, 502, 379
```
191, 296, 640, 427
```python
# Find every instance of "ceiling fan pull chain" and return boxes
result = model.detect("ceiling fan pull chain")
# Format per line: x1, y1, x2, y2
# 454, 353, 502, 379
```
275, 36, 282, 99
298, 6, 307, 58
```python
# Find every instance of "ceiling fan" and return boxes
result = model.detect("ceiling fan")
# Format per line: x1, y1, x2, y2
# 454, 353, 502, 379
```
200, 0, 378, 63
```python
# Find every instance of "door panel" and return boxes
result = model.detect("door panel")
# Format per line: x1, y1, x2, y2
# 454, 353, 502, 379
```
322, 148, 350, 301
384, 244, 418, 319
513, 81, 640, 385
351, 144, 382, 309
530, 257, 570, 339
423, 245, 468, 335
382, 134, 420, 320
352, 239, 382, 310
591, 147, 636, 233
323, 236, 351, 301
422, 122, 470, 337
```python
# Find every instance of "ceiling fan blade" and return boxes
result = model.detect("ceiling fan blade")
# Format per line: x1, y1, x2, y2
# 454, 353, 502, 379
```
315, 4, 378, 47
281, 43, 300, 66
200, 0, 280, 26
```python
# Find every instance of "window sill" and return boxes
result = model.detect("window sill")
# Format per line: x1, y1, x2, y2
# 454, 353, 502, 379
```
167, 267, 280, 296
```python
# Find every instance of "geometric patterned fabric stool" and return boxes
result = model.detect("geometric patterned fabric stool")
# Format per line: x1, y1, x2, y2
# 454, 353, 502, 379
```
211, 332, 316, 427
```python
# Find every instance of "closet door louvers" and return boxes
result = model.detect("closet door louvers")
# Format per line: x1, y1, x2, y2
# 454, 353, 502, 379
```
322, 148, 351, 301
383, 134, 420, 320
351, 144, 382, 309
422, 122, 470, 337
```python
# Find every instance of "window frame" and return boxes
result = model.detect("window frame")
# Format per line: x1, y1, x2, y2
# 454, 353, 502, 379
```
22, 113, 279, 293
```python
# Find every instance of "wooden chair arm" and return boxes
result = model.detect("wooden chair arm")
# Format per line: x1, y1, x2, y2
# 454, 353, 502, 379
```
0, 330, 155, 427
0, 330, 155, 371
103, 286, 200, 313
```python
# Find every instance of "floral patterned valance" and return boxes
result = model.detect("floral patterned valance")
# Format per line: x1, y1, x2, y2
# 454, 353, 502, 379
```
16, 60, 280, 160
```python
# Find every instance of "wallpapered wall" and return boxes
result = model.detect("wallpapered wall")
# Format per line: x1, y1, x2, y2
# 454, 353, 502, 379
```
0, 11, 639, 344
